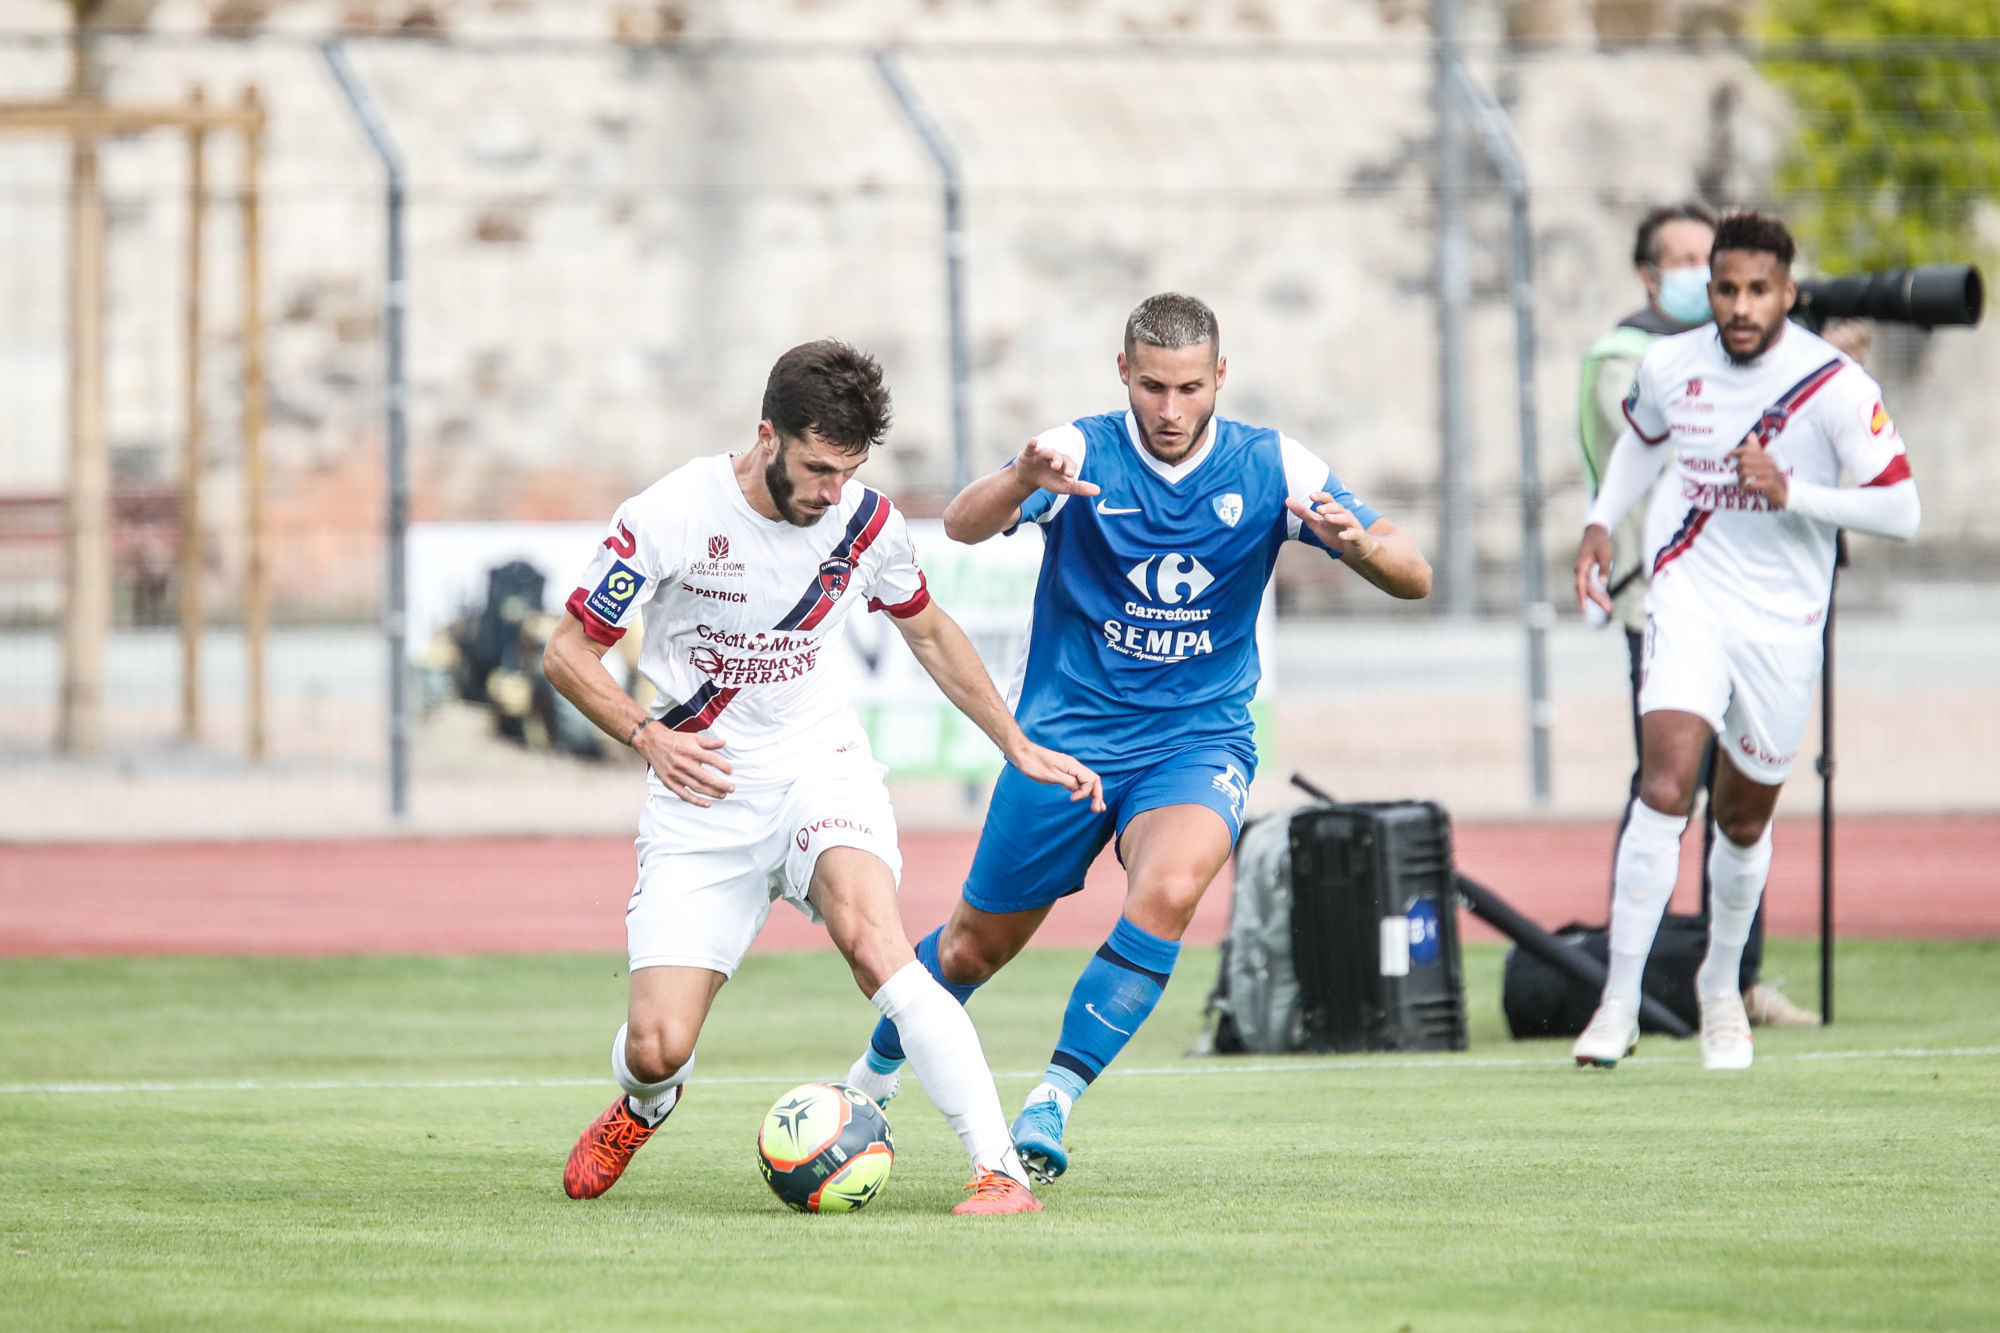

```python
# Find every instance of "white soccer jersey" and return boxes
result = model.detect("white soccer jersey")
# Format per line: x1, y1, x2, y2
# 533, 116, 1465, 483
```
1623, 323, 1912, 642
566, 453, 930, 790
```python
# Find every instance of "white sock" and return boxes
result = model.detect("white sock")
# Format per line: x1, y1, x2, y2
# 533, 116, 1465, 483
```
844, 1053, 900, 1105
1025, 1081, 1074, 1118
611, 1022, 692, 1127
1697, 826, 1774, 1001
1603, 799, 1689, 1013
870, 962, 1029, 1187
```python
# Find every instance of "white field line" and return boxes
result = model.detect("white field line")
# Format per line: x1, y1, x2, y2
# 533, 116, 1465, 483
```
2, 1044, 1996, 1097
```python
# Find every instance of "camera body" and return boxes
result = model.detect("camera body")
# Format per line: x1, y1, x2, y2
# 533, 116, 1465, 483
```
1791, 264, 1983, 332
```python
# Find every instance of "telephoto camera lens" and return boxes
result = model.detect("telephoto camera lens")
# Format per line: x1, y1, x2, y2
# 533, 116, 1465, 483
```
1793, 264, 1983, 330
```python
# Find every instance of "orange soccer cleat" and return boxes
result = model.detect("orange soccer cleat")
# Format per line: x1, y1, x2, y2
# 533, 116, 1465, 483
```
949, 1168, 1043, 1216
563, 1095, 666, 1199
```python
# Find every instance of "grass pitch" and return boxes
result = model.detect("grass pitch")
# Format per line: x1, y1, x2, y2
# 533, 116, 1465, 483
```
3, 939, 1997, 1330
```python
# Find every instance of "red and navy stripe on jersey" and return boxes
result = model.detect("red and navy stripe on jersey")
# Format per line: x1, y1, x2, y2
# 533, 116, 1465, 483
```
660, 680, 739, 734
773, 489, 894, 632
1653, 357, 1844, 577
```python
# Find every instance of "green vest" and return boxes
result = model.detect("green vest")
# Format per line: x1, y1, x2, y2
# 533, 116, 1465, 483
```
1576, 324, 1660, 494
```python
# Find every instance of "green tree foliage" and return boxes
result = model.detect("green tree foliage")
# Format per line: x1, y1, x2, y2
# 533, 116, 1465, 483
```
1760, 0, 2000, 270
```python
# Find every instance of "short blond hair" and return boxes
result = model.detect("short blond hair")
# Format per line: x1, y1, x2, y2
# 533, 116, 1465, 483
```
1124, 292, 1219, 356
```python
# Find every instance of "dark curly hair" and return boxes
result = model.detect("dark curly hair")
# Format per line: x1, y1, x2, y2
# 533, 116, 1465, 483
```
760, 340, 893, 454
1711, 211, 1797, 270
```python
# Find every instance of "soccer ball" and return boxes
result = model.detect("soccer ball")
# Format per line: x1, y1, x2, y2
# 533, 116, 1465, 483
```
757, 1082, 894, 1213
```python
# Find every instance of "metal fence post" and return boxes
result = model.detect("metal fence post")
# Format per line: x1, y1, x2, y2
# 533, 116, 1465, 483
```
1432, 0, 1474, 619
874, 48, 972, 493
1451, 61, 1552, 807
321, 39, 410, 820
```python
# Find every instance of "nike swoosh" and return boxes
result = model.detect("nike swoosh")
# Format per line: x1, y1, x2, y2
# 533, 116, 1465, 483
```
1095, 501, 1143, 515
1084, 1003, 1133, 1036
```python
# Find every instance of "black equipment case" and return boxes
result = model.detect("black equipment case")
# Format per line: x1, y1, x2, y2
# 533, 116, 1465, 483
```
1287, 802, 1468, 1054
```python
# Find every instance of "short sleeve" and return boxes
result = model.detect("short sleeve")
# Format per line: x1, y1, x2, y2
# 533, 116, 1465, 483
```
565, 498, 675, 645
1279, 435, 1384, 555
1004, 422, 1089, 534
863, 501, 932, 619
1622, 350, 1670, 444
1816, 364, 1912, 488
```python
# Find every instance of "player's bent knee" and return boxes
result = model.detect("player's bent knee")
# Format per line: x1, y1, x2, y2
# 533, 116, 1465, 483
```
624, 1022, 695, 1084
1126, 878, 1204, 939
1714, 812, 1773, 850
936, 926, 1004, 987
834, 928, 913, 998
1637, 775, 1696, 819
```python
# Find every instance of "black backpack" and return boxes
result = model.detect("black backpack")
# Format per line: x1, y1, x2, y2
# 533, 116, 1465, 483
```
1501, 912, 1709, 1038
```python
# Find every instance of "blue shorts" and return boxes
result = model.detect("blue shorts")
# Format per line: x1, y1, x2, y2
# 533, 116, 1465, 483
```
960, 744, 1256, 915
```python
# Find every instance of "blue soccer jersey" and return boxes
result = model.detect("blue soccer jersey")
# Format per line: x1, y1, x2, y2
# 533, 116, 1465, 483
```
1006, 409, 1380, 768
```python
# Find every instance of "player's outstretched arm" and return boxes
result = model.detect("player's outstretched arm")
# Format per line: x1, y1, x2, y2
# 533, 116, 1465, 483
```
543, 615, 735, 806
889, 600, 1106, 811
1284, 494, 1432, 599
942, 438, 1100, 544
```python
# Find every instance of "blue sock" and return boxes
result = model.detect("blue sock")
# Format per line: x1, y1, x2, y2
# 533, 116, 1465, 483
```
866, 925, 979, 1069
1045, 917, 1180, 1102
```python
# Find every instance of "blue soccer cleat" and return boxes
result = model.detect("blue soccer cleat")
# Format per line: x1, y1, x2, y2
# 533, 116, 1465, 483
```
1010, 1091, 1070, 1183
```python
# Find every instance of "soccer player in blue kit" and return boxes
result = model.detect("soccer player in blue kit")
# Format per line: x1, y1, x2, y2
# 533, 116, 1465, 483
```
844, 293, 1432, 1180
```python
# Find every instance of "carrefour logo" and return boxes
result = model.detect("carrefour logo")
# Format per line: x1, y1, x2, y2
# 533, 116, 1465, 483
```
1126, 553, 1214, 605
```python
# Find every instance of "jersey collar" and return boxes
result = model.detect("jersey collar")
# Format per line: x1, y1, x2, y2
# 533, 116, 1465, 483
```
1121, 410, 1216, 484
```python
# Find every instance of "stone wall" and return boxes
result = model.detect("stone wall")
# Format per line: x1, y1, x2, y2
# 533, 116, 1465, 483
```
1, 0, 1992, 622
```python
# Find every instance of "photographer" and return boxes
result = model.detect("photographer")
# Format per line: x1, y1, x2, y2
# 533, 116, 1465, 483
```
1578, 203, 1716, 738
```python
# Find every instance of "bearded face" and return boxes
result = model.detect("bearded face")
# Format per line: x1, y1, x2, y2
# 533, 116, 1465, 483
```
763, 438, 824, 527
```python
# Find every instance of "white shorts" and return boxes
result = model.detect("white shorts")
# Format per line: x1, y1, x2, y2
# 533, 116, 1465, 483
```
1638, 608, 1822, 785
626, 751, 901, 976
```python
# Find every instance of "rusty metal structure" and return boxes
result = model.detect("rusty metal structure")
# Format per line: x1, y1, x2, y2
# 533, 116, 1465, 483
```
0, 4, 268, 756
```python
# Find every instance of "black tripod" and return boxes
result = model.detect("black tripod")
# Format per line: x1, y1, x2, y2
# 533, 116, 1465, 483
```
1817, 533, 1845, 1024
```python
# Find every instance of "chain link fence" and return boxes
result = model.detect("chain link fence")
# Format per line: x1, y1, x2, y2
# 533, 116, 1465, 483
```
1, 25, 1995, 834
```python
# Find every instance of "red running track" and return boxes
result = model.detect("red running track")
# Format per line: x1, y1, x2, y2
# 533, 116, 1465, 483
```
1, 815, 1993, 957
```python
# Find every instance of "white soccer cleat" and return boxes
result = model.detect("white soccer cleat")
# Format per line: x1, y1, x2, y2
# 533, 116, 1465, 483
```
1743, 980, 1820, 1027
1700, 992, 1755, 1071
1572, 1001, 1640, 1068
843, 1053, 901, 1109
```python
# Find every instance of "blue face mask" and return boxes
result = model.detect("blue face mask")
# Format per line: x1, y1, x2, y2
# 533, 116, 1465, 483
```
1658, 264, 1713, 326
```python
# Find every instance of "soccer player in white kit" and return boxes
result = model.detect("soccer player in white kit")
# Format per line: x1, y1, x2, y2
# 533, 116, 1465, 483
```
544, 341, 1104, 1214
1571, 213, 1920, 1071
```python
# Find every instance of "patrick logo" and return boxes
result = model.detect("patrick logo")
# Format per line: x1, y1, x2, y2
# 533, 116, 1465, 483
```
818, 556, 853, 601
708, 534, 730, 560
1686, 377, 1703, 397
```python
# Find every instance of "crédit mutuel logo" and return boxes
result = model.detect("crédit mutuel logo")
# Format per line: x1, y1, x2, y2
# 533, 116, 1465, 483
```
690, 532, 745, 577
